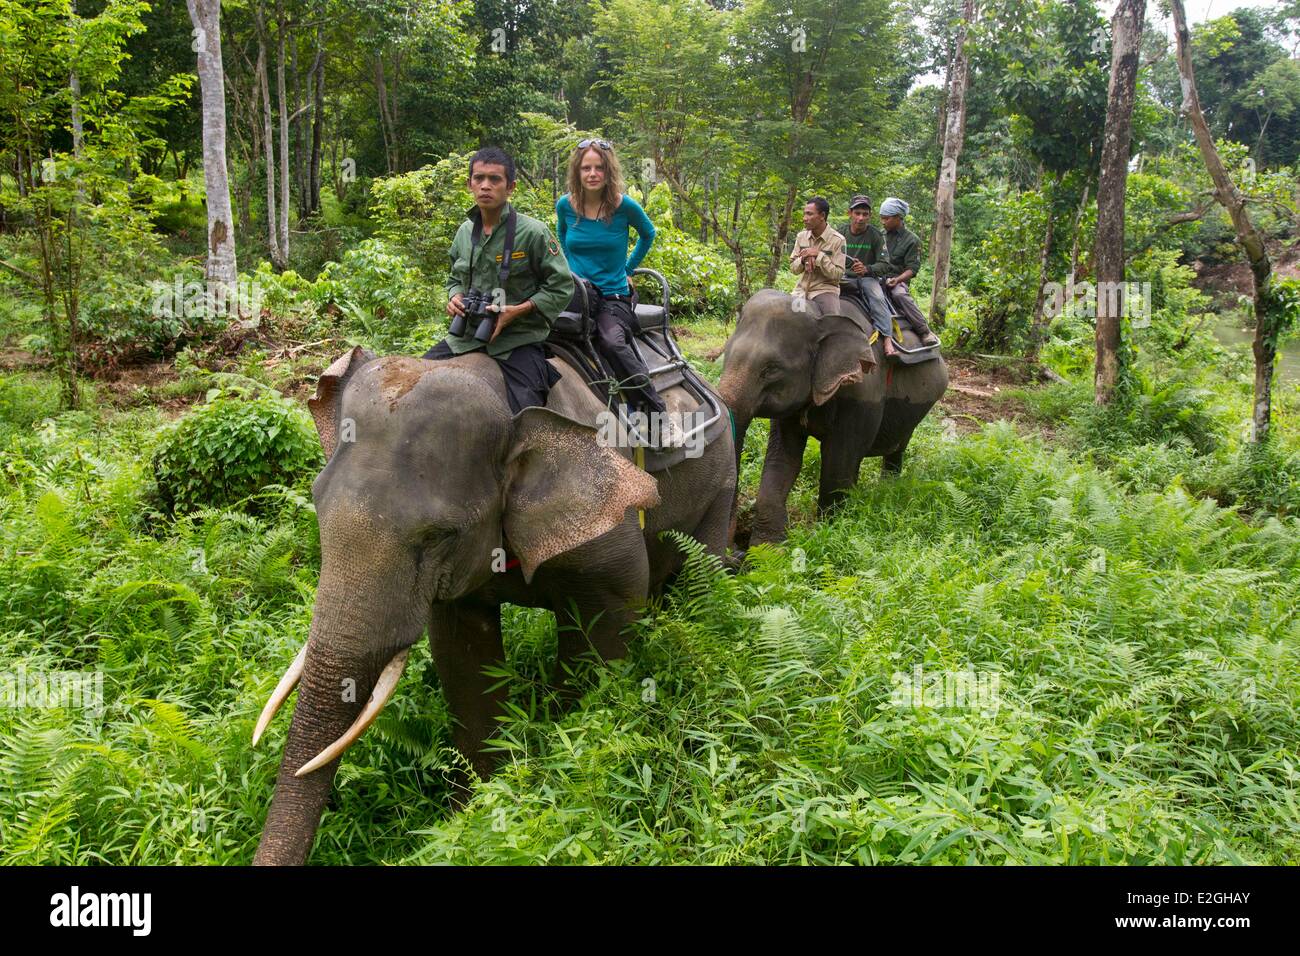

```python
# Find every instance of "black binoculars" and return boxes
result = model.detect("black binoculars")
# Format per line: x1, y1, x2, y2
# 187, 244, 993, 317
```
449, 288, 498, 342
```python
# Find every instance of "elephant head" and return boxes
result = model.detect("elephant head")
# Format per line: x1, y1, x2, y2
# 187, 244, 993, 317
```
717, 290, 879, 468
251, 347, 659, 865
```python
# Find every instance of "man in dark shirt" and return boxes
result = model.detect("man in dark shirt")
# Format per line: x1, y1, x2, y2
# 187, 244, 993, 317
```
837, 194, 893, 340
423, 146, 574, 413
874, 197, 939, 348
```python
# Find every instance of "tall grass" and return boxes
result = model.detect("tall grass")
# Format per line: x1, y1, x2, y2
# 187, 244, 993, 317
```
2, 372, 1295, 864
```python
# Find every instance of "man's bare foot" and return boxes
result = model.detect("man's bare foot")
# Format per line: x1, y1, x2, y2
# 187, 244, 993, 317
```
883, 336, 898, 357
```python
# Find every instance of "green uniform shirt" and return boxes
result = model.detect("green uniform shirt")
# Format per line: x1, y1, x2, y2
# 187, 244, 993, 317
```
839, 222, 884, 275
445, 202, 574, 358
870, 225, 921, 279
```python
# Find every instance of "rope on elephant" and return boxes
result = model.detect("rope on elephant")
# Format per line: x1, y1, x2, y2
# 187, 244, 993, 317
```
635, 445, 646, 529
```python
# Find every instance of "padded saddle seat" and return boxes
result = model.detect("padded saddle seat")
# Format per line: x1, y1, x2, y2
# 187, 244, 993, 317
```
544, 269, 727, 471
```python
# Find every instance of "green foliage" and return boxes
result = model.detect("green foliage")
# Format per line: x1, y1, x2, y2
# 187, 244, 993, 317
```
78, 266, 226, 371
978, 0, 1109, 174
638, 223, 738, 317
1073, 378, 1227, 455
2, 368, 1299, 864
1262, 276, 1300, 349
959, 186, 1049, 351
307, 238, 438, 351
0, 373, 61, 440
0, 0, 190, 407
150, 390, 323, 516
367, 153, 474, 281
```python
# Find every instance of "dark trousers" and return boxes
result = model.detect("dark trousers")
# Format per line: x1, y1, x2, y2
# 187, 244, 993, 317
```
422, 339, 560, 415
888, 281, 934, 338
842, 276, 894, 337
592, 296, 666, 414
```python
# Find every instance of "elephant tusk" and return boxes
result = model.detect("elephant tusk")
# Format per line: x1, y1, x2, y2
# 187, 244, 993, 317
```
294, 648, 411, 777
252, 643, 309, 747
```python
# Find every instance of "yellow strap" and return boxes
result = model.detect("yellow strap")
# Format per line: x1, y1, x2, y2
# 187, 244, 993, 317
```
635, 445, 646, 529
868, 329, 879, 344
892, 319, 902, 340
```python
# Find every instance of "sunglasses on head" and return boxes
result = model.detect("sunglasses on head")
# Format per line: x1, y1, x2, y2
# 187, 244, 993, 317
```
578, 138, 613, 150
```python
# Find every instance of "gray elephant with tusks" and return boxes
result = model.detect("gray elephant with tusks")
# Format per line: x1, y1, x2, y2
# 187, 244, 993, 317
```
251, 346, 735, 865
718, 289, 948, 546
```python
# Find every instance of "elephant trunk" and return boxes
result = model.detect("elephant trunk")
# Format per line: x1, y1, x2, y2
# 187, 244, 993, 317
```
718, 375, 751, 479
254, 553, 424, 866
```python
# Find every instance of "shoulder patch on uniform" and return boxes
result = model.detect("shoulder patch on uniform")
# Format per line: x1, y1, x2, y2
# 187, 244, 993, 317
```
547, 237, 560, 256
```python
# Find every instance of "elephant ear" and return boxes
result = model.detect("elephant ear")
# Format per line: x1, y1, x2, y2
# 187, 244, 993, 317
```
812, 314, 876, 406
503, 407, 660, 583
307, 346, 377, 457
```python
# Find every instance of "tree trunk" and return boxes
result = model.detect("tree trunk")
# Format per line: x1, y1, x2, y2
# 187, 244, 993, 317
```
291, 21, 307, 222
375, 54, 398, 174
765, 184, 800, 288
187, 0, 239, 308
255, 5, 283, 269
309, 16, 325, 216
68, 2, 84, 159
929, 0, 976, 329
930, 37, 956, 253
1171, 0, 1277, 443
1068, 183, 1090, 285
276, 0, 291, 265
1026, 176, 1059, 359
1092, 0, 1145, 405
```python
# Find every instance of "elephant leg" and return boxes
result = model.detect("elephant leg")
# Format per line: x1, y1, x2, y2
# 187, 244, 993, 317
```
550, 522, 650, 698
817, 435, 866, 517
428, 598, 507, 787
695, 484, 736, 558
751, 415, 809, 545
882, 433, 913, 476
552, 599, 640, 696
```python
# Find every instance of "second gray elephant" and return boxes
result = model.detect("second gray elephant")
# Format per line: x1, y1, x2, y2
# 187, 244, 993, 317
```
718, 289, 948, 545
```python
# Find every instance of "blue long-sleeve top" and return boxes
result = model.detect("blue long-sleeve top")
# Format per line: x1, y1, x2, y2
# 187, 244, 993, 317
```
555, 193, 656, 296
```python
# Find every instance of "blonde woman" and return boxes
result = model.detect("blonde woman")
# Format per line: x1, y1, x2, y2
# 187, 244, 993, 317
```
556, 139, 675, 436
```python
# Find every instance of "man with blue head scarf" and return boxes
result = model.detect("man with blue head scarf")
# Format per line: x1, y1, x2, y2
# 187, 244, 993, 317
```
873, 197, 939, 349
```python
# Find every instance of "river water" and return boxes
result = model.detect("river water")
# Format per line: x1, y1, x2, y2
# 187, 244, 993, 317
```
1213, 313, 1300, 384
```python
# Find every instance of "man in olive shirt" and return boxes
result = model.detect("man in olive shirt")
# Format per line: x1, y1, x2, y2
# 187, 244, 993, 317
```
873, 197, 939, 347
424, 146, 574, 413
837, 194, 893, 339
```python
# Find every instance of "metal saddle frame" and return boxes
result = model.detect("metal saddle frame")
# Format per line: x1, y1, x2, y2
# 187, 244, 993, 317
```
839, 278, 943, 359
546, 268, 723, 449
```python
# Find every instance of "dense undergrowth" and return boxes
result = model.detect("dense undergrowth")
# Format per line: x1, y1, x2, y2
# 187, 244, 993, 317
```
2, 363, 1296, 864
